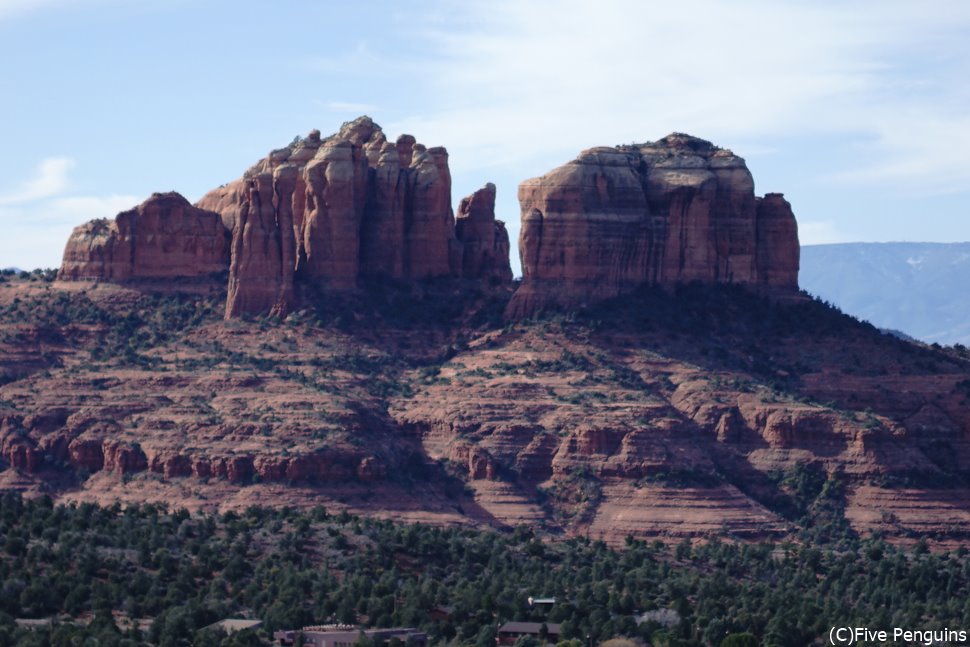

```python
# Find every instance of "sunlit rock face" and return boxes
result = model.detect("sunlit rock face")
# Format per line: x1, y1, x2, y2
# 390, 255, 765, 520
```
196, 116, 510, 318
59, 192, 229, 282
507, 134, 800, 318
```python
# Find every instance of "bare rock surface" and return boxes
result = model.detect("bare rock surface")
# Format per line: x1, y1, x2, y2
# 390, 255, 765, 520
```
197, 117, 509, 318
455, 183, 513, 283
508, 134, 799, 317
59, 192, 229, 282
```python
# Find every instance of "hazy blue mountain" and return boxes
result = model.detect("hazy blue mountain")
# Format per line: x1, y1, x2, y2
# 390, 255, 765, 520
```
800, 242, 970, 345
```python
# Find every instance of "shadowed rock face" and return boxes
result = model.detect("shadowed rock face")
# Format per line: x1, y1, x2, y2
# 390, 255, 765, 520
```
506, 134, 800, 318
455, 183, 513, 284
58, 192, 229, 282
197, 116, 511, 318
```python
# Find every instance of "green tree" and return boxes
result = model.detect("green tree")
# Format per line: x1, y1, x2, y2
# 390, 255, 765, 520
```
721, 633, 759, 647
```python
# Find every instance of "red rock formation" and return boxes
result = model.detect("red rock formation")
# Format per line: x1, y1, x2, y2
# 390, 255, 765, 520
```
507, 134, 800, 317
756, 193, 800, 289
196, 117, 495, 318
56, 117, 512, 317
102, 442, 148, 474
360, 138, 408, 278
192, 457, 212, 479
226, 456, 254, 483
285, 451, 358, 482
405, 145, 459, 279
148, 452, 193, 478
224, 173, 295, 318
3, 438, 39, 472
11, 263, 970, 542
448, 441, 499, 480
68, 438, 104, 472
59, 192, 229, 282
302, 137, 370, 287
455, 183, 513, 283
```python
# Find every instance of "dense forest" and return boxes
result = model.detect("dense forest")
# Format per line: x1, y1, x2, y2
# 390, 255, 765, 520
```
1, 494, 970, 646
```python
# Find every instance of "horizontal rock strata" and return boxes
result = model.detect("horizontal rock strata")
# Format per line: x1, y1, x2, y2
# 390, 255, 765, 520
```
507, 134, 800, 317
59, 192, 229, 282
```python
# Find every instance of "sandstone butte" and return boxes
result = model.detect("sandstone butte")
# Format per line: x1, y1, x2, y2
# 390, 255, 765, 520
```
58, 192, 229, 282
507, 133, 799, 318
59, 116, 513, 318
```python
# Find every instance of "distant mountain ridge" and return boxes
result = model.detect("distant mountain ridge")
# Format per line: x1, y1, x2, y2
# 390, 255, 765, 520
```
800, 242, 970, 345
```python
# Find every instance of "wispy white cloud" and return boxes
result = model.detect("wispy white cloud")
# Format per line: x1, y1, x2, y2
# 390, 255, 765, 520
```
0, 155, 138, 268
0, 157, 75, 205
387, 0, 970, 195
826, 113, 970, 196
47, 194, 140, 222
0, 0, 57, 20
1, 193, 139, 270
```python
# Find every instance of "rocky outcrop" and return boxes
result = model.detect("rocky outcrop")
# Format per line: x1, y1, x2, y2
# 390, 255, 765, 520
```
68, 438, 104, 472
197, 116, 508, 318
455, 183, 513, 284
55, 117, 511, 318
223, 172, 296, 318
59, 192, 229, 282
755, 193, 800, 289
507, 134, 800, 318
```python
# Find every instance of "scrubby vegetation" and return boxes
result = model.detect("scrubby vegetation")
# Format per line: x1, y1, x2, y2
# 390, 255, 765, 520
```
2, 495, 970, 646
568, 283, 970, 389
6, 279, 970, 645
0, 288, 222, 364
0, 269, 57, 284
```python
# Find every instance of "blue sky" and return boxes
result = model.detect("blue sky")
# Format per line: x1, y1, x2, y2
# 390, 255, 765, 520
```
1, 0, 968, 273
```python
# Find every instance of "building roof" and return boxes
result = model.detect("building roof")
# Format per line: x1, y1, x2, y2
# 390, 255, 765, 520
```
14, 618, 54, 628
300, 626, 423, 636
498, 622, 562, 634
205, 619, 263, 633
302, 624, 359, 632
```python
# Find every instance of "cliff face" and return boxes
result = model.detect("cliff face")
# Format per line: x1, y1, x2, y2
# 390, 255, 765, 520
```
59, 192, 229, 282
507, 134, 800, 318
55, 125, 799, 321
197, 117, 511, 318
57, 117, 511, 318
